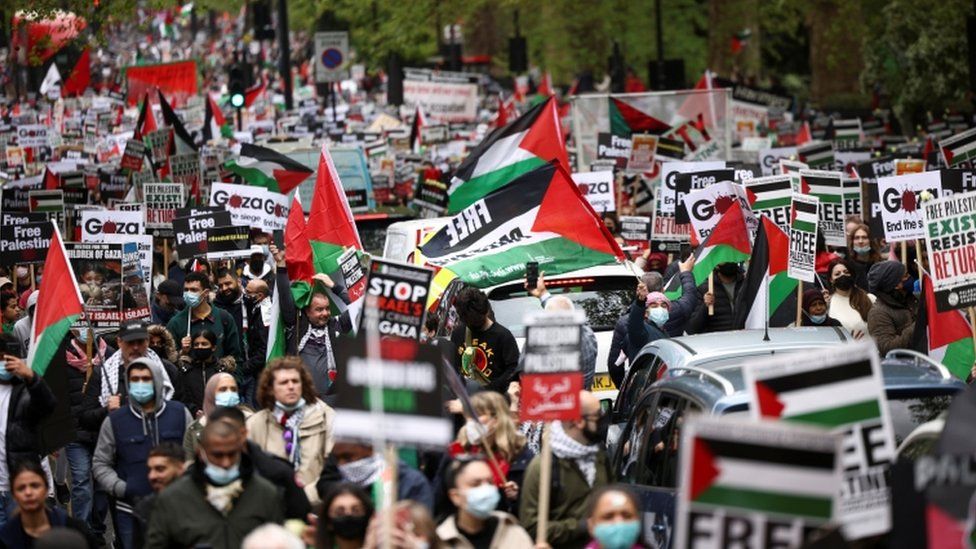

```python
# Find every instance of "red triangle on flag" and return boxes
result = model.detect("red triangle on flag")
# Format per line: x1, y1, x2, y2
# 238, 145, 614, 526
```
706, 201, 751, 256
519, 97, 570, 174
272, 169, 310, 196
285, 196, 315, 285
763, 217, 789, 276
62, 48, 91, 96
745, 187, 758, 206
755, 381, 786, 418
942, 146, 955, 166
610, 98, 671, 134
689, 437, 720, 501
923, 275, 972, 349
800, 177, 811, 195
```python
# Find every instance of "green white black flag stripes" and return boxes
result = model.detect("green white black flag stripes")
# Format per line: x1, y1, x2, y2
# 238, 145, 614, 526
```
266, 282, 285, 361
940, 126, 976, 167
224, 143, 314, 195
28, 223, 85, 375
788, 194, 818, 283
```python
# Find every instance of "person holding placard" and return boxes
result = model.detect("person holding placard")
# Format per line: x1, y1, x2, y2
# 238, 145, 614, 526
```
686, 263, 744, 334
867, 260, 916, 356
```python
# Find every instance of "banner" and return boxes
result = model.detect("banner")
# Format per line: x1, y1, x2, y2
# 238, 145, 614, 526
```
744, 175, 792, 232
877, 171, 943, 242
363, 258, 433, 339
572, 171, 615, 213
789, 194, 819, 283
144, 183, 185, 229
65, 242, 124, 332
172, 210, 232, 258
923, 191, 976, 311
520, 310, 584, 422
743, 341, 895, 539
0, 221, 53, 265
125, 61, 198, 107
403, 80, 478, 123
210, 182, 290, 232
674, 169, 736, 224
205, 225, 251, 260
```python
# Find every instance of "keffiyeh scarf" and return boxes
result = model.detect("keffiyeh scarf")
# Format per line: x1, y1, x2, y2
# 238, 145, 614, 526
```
550, 422, 601, 487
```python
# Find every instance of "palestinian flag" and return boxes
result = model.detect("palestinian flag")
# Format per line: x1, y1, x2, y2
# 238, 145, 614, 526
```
307, 143, 364, 276
791, 195, 819, 233
29, 191, 64, 213
940, 127, 976, 167
27, 223, 84, 375
795, 121, 813, 146
203, 94, 232, 143
285, 194, 316, 308
830, 118, 862, 143
266, 282, 286, 362
914, 273, 975, 380
447, 96, 569, 214
797, 142, 834, 169
664, 203, 752, 299
244, 77, 266, 108
609, 97, 670, 138
134, 94, 158, 140
157, 89, 197, 154
224, 143, 313, 195
744, 175, 792, 231
420, 162, 624, 289
739, 216, 798, 329
799, 171, 844, 206
409, 104, 427, 154
685, 424, 837, 521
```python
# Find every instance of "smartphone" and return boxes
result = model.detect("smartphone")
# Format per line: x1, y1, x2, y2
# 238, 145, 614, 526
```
679, 243, 692, 261
526, 261, 539, 288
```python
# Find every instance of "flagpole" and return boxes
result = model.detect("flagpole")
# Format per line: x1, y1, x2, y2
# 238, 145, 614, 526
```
708, 273, 715, 316
763, 270, 770, 342
795, 282, 803, 326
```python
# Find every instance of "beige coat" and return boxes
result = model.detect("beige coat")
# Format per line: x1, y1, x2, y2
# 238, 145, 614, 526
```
436, 511, 535, 549
246, 399, 335, 504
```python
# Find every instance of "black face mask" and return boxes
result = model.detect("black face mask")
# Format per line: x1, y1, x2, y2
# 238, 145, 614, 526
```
583, 413, 611, 445
717, 263, 738, 278
150, 346, 167, 358
833, 275, 854, 291
330, 514, 369, 540
191, 347, 214, 362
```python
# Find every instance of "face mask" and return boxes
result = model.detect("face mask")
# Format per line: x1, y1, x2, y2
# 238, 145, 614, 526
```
215, 391, 240, 408
15, 267, 28, 279
808, 313, 827, 325
330, 514, 369, 541
593, 520, 641, 549
464, 484, 500, 519
853, 245, 871, 254
129, 381, 155, 404
260, 245, 271, 258
191, 347, 214, 361
0, 368, 13, 381
77, 329, 90, 344
833, 275, 854, 291
648, 307, 669, 327
465, 419, 487, 445
204, 460, 240, 486
584, 413, 611, 445
275, 397, 306, 412
717, 263, 738, 277
183, 291, 202, 308
150, 346, 167, 358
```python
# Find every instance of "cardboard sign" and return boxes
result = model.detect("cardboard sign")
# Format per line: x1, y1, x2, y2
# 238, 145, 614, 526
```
743, 341, 895, 539
364, 258, 433, 339
674, 169, 736, 224
923, 191, 976, 311
332, 337, 452, 446
596, 133, 631, 169
205, 225, 251, 260
65, 242, 125, 332
403, 80, 478, 123
674, 416, 841, 548
619, 215, 651, 253
119, 139, 145, 172
413, 178, 449, 216
842, 176, 862, 219
877, 171, 943, 242
172, 211, 232, 258
682, 182, 755, 244
338, 248, 367, 306
80, 210, 144, 240
788, 194, 819, 283
144, 182, 185, 229
169, 152, 201, 195
89, 233, 154, 320
660, 161, 726, 214
894, 158, 926, 175
16, 124, 49, 149
0, 221, 53, 265
744, 175, 792, 233
144, 129, 171, 163
519, 310, 584, 422
856, 156, 896, 235
627, 134, 658, 172
210, 182, 290, 232
797, 169, 846, 247
572, 171, 615, 213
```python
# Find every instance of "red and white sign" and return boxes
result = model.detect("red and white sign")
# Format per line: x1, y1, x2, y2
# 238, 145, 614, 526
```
403, 80, 478, 123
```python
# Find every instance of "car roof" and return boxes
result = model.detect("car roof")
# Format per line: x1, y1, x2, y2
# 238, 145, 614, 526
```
485, 263, 634, 295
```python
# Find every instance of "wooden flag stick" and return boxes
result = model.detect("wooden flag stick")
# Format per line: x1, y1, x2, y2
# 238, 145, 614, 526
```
163, 239, 169, 279
914, 240, 923, 270
29, 264, 35, 291
796, 282, 804, 326
535, 423, 553, 546
900, 241, 907, 265
708, 273, 715, 316
382, 444, 399, 549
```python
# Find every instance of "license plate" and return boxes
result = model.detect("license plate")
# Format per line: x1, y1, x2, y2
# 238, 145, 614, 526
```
592, 373, 616, 391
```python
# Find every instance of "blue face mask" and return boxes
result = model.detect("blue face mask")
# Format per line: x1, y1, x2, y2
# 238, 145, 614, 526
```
215, 391, 240, 408
853, 245, 871, 255
0, 367, 13, 381
808, 313, 827, 325
77, 329, 89, 344
204, 460, 240, 485
183, 291, 203, 308
593, 520, 641, 549
648, 307, 669, 327
129, 381, 155, 404
275, 397, 306, 412
465, 484, 500, 519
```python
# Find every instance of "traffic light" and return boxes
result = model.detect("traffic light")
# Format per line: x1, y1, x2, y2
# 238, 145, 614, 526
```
229, 64, 246, 109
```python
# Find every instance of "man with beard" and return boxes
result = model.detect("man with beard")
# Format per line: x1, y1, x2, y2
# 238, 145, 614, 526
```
213, 268, 247, 350
238, 279, 271, 405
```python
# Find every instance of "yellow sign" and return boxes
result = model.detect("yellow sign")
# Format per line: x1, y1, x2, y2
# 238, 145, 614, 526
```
592, 373, 617, 392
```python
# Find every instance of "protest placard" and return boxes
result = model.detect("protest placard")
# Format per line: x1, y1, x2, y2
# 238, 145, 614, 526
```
332, 337, 452, 446
877, 171, 943, 242
119, 139, 145, 172
619, 215, 651, 253
413, 178, 449, 216
172, 211, 232, 258
364, 258, 433, 339
403, 80, 478, 123
144, 183, 185, 229
205, 225, 251, 260
788, 194, 819, 283
80, 210, 144, 240
682, 182, 755, 244
16, 125, 49, 149
939, 127, 976, 168
843, 176, 862, 218
0, 221, 53, 265
797, 141, 835, 169
65, 242, 125, 332
659, 161, 727, 214
797, 169, 846, 246
627, 134, 658, 172
169, 152, 201, 195
743, 341, 896, 539
674, 169, 736, 224
744, 175, 792, 232
210, 182, 290, 232
674, 416, 841, 548
922, 191, 976, 311
596, 133, 631, 169
338, 247, 367, 306
572, 171, 615, 213
894, 158, 926, 175
856, 155, 896, 235
121, 242, 151, 322
144, 129, 171, 164
519, 310, 584, 422
779, 158, 808, 175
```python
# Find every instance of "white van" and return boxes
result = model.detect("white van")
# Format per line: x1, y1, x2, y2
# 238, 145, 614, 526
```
382, 217, 450, 265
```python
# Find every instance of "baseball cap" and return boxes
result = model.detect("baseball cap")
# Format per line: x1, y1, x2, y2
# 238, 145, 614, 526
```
118, 320, 149, 342
249, 245, 265, 257
157, 280, 185, 308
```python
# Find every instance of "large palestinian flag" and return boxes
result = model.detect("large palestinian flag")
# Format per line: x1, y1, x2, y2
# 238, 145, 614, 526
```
224, 143, 313, 195
609, 97, 670, 137
739, 216, 798, 329
157, 89, 197, 154
421, 162, 624, 289
307, 143, 363, 275
285, 193, 315, 307
914, 272, 975, 380
203, 94, 232, 143
27, 223, 84, 376
664, 202, 752, 300
940, 127, 976, 167
447, 96, 568, 214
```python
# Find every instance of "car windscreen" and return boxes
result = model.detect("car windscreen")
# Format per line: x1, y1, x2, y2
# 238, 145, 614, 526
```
886, 388, 957, 446
488, 277, 633, 337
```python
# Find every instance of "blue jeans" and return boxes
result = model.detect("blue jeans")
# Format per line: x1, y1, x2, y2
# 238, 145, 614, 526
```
114, 507, 135, 549
0, 491, 14, 532
65, 442, 94, 523
239, 375, 257, 408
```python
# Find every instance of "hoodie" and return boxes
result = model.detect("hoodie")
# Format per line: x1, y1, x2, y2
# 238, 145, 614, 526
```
92, 357, 193, 504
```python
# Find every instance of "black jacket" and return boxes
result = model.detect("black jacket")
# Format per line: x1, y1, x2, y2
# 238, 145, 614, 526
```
687, 272, 746, 334
213, 292, 246, 359
2, 374, 57, 474
241, 299, 269, 380
175, 354, 236, 417
65, 336, 116, 448
246, 440, 311, 520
